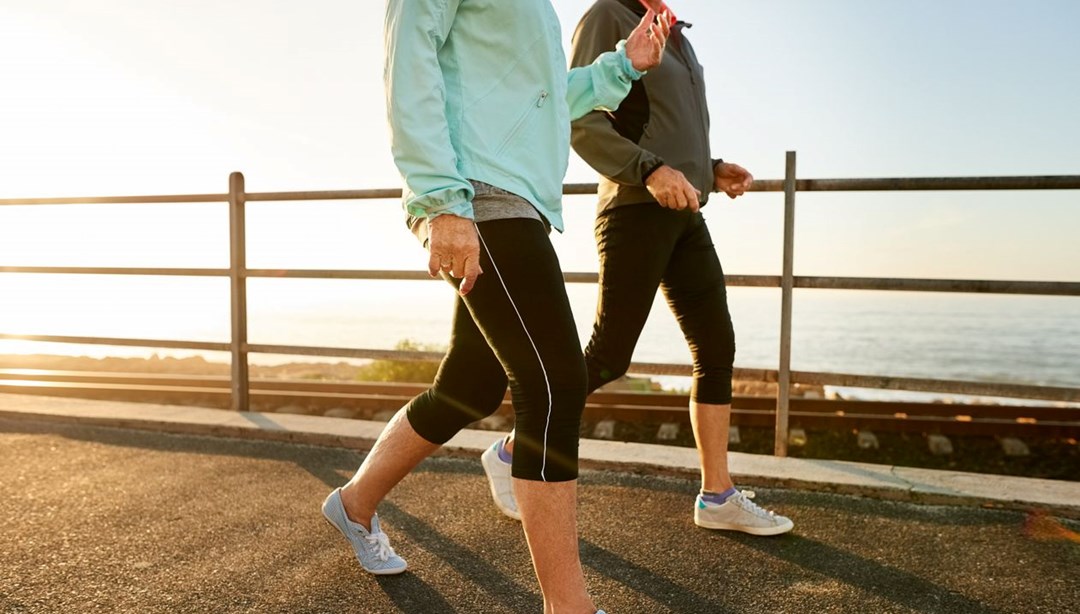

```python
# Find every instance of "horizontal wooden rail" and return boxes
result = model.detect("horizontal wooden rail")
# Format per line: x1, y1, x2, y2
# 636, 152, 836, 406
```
0, 193, 226, 206
0, 267, 230, 277
0, 334, 229, 352
3, 175, 1078, 207
7, 266, 1076, 298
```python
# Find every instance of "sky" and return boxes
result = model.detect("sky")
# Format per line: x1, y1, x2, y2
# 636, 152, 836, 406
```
2, 0, 1079, 277
1, 0, 1079, 359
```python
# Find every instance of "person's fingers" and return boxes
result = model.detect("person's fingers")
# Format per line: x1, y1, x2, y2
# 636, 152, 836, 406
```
654, 24, 668, 50
658, 11, 672, 40
672, 188, 688, 210
633, 8, 656, 40
639, 8, 657, 31
732, 166, 752, 186
458, 254, 482, 296
649, 22, 666, 50
427, 252, 442, 278
687, 186, 702, 212
446, 247, 469, 279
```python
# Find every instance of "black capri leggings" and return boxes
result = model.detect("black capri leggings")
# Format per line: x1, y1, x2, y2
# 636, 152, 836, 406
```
405, 218, 587, 482
585, 204, 736, 404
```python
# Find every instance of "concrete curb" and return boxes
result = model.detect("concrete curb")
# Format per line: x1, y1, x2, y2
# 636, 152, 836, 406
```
2, 392, 1078, 518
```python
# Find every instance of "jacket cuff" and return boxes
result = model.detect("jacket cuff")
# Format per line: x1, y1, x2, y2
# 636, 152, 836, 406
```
641, 158, 666, 184
615, 40, 647, 81
404, 187, 475, 221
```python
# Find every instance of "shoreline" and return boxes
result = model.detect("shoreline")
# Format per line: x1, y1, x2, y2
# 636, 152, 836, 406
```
0, 352, 828, 398
3, 352, 1069, 407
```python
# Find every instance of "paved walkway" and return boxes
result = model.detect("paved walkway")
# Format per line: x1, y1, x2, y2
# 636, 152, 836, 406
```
2, 408, 1079, 613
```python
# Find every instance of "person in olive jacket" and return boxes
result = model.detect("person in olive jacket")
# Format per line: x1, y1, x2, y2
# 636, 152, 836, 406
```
484, 0, 794, 536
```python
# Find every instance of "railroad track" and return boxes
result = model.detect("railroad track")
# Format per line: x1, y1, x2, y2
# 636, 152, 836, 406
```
1, 369, 1076, 439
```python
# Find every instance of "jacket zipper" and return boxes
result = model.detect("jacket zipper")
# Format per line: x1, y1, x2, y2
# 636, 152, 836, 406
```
670, 27, 710, 186
496, 90, 548, 155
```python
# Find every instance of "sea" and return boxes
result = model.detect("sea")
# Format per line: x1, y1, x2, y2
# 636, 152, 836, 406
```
2, 278, 1078, 406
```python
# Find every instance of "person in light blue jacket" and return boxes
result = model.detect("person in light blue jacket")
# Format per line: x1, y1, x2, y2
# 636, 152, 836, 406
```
320, 1, 668, 612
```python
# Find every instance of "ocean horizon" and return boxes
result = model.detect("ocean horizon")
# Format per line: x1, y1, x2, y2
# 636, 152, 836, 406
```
2, 277, 1077, 405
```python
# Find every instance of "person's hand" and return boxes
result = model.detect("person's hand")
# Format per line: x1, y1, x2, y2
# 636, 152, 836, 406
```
714, 162, 754, 199
427, 214, 482, 295
625, 9, 670, 72
645, 165, 701, 212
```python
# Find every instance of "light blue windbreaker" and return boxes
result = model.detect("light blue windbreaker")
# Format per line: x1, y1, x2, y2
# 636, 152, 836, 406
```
384, 0, 644, 232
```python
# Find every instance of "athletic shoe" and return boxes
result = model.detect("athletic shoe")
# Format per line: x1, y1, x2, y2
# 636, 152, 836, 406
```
693, 490, 794, 536
321, 488, 408, 575
480, 439, 521, 520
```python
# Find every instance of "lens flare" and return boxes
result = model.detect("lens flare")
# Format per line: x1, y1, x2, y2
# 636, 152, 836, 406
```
1024, 510, 1080, 544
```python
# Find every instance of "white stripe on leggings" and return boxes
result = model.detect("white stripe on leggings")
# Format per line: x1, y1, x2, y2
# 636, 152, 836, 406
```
474, 224, 554, 481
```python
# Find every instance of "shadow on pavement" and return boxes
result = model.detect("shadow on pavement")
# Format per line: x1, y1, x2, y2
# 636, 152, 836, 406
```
581, 539, 735, 613
733, 533, 1001, 614
378, 501, 544, 612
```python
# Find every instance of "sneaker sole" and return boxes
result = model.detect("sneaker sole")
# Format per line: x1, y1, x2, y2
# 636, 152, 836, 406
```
480, 449, 522, 521
321, 517, 408, 575
694, 517, 794, 536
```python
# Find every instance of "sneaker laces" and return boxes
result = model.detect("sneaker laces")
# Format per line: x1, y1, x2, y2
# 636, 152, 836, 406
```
731, 490, 777, 520
364, 530, 396, 562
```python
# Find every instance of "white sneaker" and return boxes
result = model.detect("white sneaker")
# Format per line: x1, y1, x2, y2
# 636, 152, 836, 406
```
693, 490, 794, 536
480, 439, 521, 520
321, 488, 408, 574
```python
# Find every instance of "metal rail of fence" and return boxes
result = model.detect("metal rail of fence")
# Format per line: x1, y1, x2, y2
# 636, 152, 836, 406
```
2, 151, 1078, 456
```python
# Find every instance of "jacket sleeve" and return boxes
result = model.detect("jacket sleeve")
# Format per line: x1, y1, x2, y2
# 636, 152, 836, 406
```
565, 42, 644, 120
569, 3, 664, 186
384, 0, 474, 220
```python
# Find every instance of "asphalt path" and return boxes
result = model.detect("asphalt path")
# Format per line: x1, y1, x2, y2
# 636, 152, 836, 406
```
2, 418, 1077, 614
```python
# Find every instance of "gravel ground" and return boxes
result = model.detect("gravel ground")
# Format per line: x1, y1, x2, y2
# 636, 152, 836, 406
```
2, 418, 1078, 614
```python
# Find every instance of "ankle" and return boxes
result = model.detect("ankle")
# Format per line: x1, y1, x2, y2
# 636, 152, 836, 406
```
543, 598, 596, 614
339, 485, 374, 529
702, 477, 735, 493
497, 436, 514, 463
700, 486, 738, 505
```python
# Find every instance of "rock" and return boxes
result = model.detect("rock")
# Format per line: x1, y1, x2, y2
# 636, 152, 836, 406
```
656, 423, 680, 441
999, 437, 1030, 457
323, 408, 357, 419
928, 434, 953, 455
276, 405, 311, 416
593, 420, 616, 440
788, 428, 808, 447
728, 426, 741, 445
372, 409, 397, 422
857, 431, 879, 450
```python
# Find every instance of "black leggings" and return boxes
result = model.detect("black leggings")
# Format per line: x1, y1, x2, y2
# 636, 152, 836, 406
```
405, 218, 587, 482
585, 204, 736, 404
